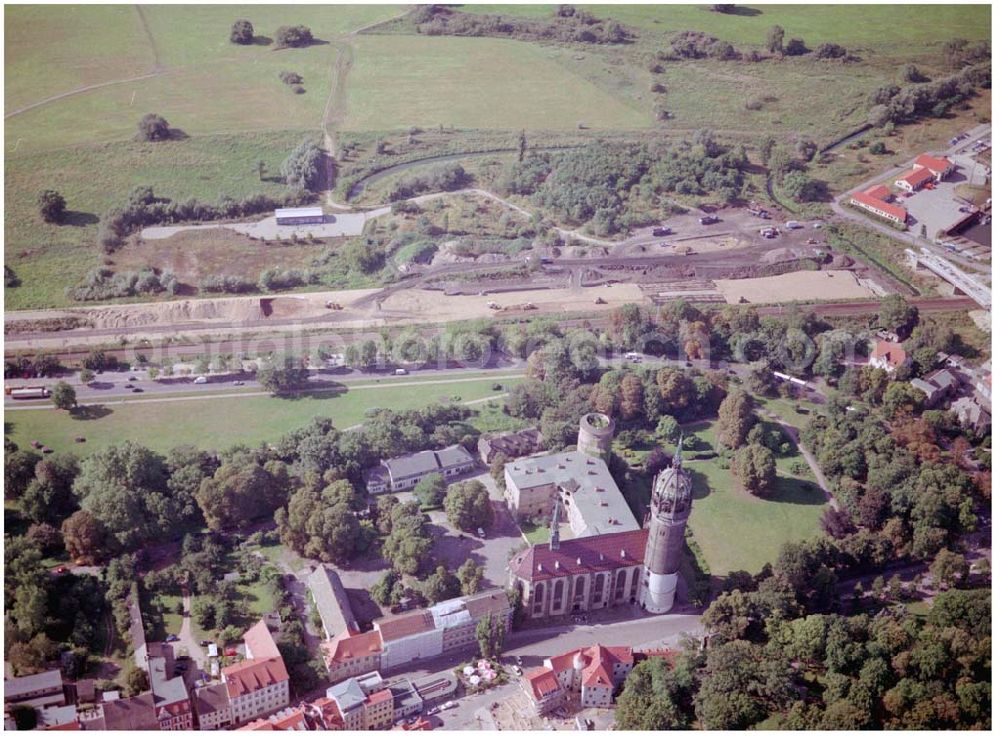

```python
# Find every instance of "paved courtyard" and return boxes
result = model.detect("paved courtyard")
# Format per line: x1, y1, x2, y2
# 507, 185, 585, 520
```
141, 208, 390, 241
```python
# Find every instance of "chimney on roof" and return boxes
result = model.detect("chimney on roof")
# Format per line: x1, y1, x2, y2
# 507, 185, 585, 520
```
576, 557, 582, 565
620, 549, 626, 558
555, 561, 561, 570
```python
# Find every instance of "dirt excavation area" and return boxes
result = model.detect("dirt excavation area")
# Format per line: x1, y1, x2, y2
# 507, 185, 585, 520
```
378, 284, 646, 322
714, 270, 878, 304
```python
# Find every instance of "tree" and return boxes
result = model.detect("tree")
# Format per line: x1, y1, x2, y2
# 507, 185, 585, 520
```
9, 704, 37, 731
457, 558, 484, 596
732, 443, 776, 497
61, 510, 109, 564
230, 19, 255, 44
4, 449, 41, 500
275, 481, 366, 563
274, 25, 314, 48
74, 441, 178, 547
929, 548, 968, 590
79, 368, 95, 384
123, 664, 149, 696
196, 453, 289, 531
422, 564, 461, 604
717, 389, 755, 449
766, 25, 785, 54
695, 640, 794, 729
877, 294, 918, 338
136, 113, 171, 142
783, 171, 824, 202
37, 190, 66, 223
381, 505, 433, 575
280, 138, 326, 190
444, 480, 494, 532
22, 453, 79, 526
370, 569, 401, 606
476, 613, 507, 659
518, 129, 527, 162
414, 473, 447, 508
50, 381, 76, 411
616, 656, 691, 729
256, 354, 310, 395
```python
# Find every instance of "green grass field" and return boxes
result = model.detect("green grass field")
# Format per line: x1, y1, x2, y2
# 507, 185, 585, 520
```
4, 378, 516, 454
616, 418, 826, 576
343, 35, 650, 131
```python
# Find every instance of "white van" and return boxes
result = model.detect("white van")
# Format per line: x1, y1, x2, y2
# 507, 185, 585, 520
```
394, 368, 408, 376
194, 376, 208, 384
785, 220, 802, 229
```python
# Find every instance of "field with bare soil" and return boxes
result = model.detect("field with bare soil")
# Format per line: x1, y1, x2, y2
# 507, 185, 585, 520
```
714, 270, 878, 304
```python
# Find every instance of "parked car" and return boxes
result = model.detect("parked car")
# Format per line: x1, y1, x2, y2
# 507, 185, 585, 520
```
199, 640, 210, 647
477, 527, 486, 538
651, 226, 672, 236
193, 376, 208, 384
165, 634, 179, 642
224, 648, 238, 657
233, 380, 244, 386
123, 383, 134, 389
132, 387, 143, 393
442, 701, 458, 711
395, 368, 408, 376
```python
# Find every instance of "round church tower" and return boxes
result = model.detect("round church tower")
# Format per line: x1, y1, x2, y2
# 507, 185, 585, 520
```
577, 413, 615, 461
639, 437, 693, 614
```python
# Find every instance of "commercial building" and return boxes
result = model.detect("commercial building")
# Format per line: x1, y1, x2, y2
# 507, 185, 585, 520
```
477, 427, 545, 465
307, 565, 359, 640
504, 451, 638, 538
2, 669, 65, 710
387, 679, 423, 722
275, 206, 325, 225
222, 620, 290, 727
893, 153, 954, 193
522, 645, 674, 715
324, 672, 395, 730
849, 185, 908, 224
365, 445, 476, 494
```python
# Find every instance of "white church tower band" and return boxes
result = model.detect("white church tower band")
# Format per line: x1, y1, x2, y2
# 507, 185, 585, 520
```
639, 435, 693, 614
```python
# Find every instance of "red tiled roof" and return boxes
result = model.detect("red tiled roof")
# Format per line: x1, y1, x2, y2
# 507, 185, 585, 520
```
239, 718, 275, 731
524, 668, 562, 701
365, 688, 392, 707
244, 620, 281, 660
44, 722, 80, 731
915, 153, 952, 173
872, 339, 908, 369
850, 190, 907, 222
863, 184, 891, 201
582, 660, 613, 688
270, 708, 307, 731
223, 657, 289, 698
635, 648, 678, 665
896, 166, 933, 188
375, 610, 436, 642
322, 629, 383, 668
510, 529, 648, 582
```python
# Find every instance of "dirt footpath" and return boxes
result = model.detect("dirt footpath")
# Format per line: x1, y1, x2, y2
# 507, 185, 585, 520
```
714, 270, 877, 304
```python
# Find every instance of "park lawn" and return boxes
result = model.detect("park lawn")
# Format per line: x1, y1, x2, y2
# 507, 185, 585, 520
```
4, 378, 518, 454
343, 35, 651, 132
462, 4, 991, 50
519, 521, 552, 545
4, 131, 310, 310
4, 5, 154, 112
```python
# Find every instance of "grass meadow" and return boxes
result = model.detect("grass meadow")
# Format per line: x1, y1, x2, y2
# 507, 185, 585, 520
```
4, 377, 516, 455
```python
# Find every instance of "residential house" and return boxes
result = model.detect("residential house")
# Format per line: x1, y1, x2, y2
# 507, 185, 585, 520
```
83, 693, 159, 731
868, 340, 911, 375
148, 654, 193, 731
894, 167, 935, 193
325, 676, 393, 731
223, 620, 290, 726
193, 683, 232, 731
910, 368, 959, 406
365, 445, 476, 494
477, 427, 545, 465
307, 565, 359, 641
321, 629, 384, 683
239, 705, 311, 731
951, 396, 991, 436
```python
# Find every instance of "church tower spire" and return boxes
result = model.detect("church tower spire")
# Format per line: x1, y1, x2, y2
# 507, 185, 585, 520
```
639, 433, 693, 614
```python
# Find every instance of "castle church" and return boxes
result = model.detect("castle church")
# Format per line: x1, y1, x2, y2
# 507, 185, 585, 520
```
507, 430, 694, 619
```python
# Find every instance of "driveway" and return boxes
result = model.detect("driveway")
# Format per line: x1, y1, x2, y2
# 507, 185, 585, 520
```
176, 590, 207, 667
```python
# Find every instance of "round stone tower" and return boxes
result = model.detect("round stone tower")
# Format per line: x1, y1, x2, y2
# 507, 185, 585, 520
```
639, 436, 693, 614
577, 412, 615, 461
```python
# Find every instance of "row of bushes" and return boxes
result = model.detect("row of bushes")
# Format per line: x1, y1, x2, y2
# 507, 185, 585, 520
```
97, 186, 315, 252
410, 5, 629, 44
387, 163, 470, 202
67, 267, 177, 301
869, 62, 990, 126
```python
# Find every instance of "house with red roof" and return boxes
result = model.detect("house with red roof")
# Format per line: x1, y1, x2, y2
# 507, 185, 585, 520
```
522, 644, 640, 714
894, 153, 954, 193
868, 339, 911, 375
223, 620, 290, 727
321, 629, 385, 683
850, 185, 908, 224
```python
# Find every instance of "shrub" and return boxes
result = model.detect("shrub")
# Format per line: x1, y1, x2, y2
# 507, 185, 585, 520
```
136, 113, 171, 142
869, 141, 887, 155
275, 25, 313, 48
387, 163, 470, 201
292, 85, 305, 95
814, 42, 846, 59
784, 38, 808, 56
279, 71, 303, 85
199, 274, 257, 294
67, 267, 177, 301
230, 19, 254, 44
37, 190, 66, 223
